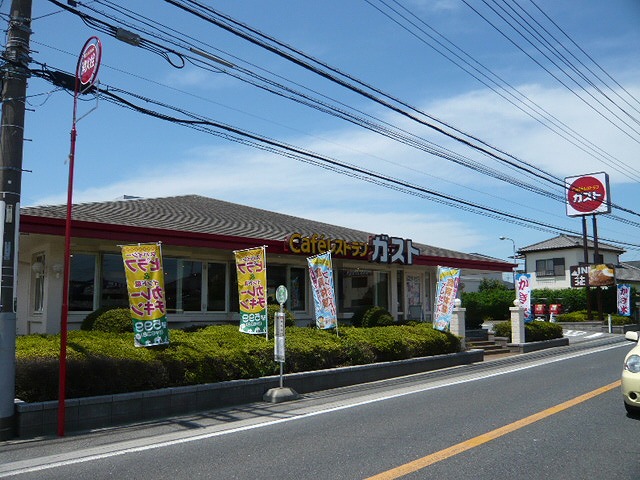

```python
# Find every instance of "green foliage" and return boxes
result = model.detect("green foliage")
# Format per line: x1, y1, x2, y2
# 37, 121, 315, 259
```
492, 320, 563, 342
461, 288, 515, 329
267, 304, 296, 328
81, 307, 118, 331
15, 323, 460, 402
556, 309, 636, 325
360, 306, 395, 327
92, 308, 133, 333
478, 278, 509, 292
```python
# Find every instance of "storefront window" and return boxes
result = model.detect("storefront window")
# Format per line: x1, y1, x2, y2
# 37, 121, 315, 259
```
207, 262, 226, 311
376, 272, 389, 310
337, 269, 376, 313
164, 258, 202, 312
32, 253, 46, 313
100, 254, 128, 308
69, 253, 96, 311
267, 265, 287, 304
289, 267, 306, 311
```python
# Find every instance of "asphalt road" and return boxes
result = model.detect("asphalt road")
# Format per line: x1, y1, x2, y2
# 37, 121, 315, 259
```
1, 334, 637, 479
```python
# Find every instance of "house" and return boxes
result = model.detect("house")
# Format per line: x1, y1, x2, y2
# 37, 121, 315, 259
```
517, 234, 638, 290
17, 195, 513, 334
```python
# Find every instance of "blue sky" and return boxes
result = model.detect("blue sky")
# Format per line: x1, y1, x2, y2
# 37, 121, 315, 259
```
7, 0, 640, 263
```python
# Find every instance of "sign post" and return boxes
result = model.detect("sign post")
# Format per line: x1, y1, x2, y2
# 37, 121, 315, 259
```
565, 172, 611, 323
263, 285, 299, 403
274, 285, 287, 387
59, 36, 102, 437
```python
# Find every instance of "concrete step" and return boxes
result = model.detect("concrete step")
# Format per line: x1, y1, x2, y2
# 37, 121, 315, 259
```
467, 340, 512, 355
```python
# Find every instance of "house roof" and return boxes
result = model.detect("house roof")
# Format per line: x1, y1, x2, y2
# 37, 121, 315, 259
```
20, 195, 512, 271
617, 262, 640, 284
518, 234, 625, 254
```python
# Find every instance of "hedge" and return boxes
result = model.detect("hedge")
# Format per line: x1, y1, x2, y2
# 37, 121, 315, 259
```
15, 324, 461, 402
492, 320, 563, 342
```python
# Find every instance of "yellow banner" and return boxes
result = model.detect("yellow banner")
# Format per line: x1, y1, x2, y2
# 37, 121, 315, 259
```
234, 246, 268, 334
121, 243, 169, 347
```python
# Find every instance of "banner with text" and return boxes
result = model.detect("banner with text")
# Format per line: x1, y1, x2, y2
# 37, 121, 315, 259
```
516, 273, 533, 323
121, 243, 170, 347
235, 246, 268, 335
308, 252, 337, 330
618, 284, 632, 317
433, 266, 460, 332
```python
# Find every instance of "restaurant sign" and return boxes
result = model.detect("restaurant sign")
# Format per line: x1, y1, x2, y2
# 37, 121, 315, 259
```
285, 233, 421, 265
570, 264, 615, 288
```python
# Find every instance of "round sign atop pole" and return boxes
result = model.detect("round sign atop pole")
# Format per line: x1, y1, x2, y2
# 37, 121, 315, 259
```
565, 172, 611, 217
276, 285, 288, 305
76, 36, 102, 90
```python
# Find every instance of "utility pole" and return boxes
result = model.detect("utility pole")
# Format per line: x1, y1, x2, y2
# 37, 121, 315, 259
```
0, 0, 32, 440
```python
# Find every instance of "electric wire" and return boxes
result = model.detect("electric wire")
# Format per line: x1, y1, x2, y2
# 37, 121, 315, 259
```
38, 0, 640, 227
368, 0, 640, 183
28, 64, 640, 252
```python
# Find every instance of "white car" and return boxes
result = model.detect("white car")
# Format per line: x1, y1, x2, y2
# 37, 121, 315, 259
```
622, 331, 640, 414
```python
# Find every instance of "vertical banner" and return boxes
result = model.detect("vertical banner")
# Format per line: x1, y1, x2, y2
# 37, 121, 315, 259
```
516, 273, 533, 323
121, 243, 170, 347
308, 252, 337, 330
433, 266, 460, 332
618, 284, 632, 317
234, 246, 268, 335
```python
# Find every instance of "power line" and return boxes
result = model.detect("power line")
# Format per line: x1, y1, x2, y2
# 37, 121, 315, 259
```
29, 65, 640, 252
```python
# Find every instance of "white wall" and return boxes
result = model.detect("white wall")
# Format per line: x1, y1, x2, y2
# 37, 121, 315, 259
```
525, 247, 620, 290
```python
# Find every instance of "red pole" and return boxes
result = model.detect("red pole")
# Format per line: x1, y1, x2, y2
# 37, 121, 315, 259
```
58, 90, 78, 438
58, 36, 101, 437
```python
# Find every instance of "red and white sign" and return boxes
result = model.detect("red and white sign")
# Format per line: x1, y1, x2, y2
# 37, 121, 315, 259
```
565, 172, 611, 217
76, 36, 102, 88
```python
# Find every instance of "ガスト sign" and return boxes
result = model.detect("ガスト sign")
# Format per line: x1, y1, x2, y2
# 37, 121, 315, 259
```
565, 172, 611, 217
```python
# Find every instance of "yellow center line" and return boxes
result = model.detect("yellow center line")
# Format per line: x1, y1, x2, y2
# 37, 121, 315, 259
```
365, 380, 621, 480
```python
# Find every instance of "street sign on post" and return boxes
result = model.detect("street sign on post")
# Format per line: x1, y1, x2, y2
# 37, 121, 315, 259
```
565, 172, 611, 217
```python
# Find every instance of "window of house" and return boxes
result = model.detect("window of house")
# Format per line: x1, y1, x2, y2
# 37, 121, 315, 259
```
535, 258, 565, 277
69, 253, 96, 311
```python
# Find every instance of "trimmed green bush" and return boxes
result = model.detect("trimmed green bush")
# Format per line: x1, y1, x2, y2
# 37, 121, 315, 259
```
15, 323, 460, 402
492, 320, 563, 342
556, 309, 637, 325
81, 307, 117, 331
92, 308, 133, 333
267, 304, 296, 328
361, 306, 394, 327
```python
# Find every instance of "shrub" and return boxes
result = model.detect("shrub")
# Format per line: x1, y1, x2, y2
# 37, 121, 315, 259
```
557, 310, 637, 325
92, 308, 133, 333
360, 306, 394, 327
81, 307, 118, 331
15, 323, 460, 402
462, 289, 515, 329
492, 320, 563, 342
267, 304, 296, 328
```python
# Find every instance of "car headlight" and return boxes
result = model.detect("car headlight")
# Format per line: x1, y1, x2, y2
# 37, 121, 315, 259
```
625, 355, 640, 373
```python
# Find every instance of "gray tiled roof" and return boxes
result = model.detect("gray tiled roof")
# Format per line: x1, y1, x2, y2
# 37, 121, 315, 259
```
617, 263, 640, 283
518, 234, 625, 254
21, 195, 503, 265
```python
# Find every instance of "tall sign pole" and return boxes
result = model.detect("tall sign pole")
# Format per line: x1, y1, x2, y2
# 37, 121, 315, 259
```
565, 172, 611, 324
0, 0, 32, 441
58, 36, 102, 437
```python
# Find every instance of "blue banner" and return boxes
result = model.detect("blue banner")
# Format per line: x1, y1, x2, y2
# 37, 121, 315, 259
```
308, 252, 337, 330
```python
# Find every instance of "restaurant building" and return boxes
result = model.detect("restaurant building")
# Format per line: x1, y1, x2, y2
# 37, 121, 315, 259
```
17, 195, 513, 334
